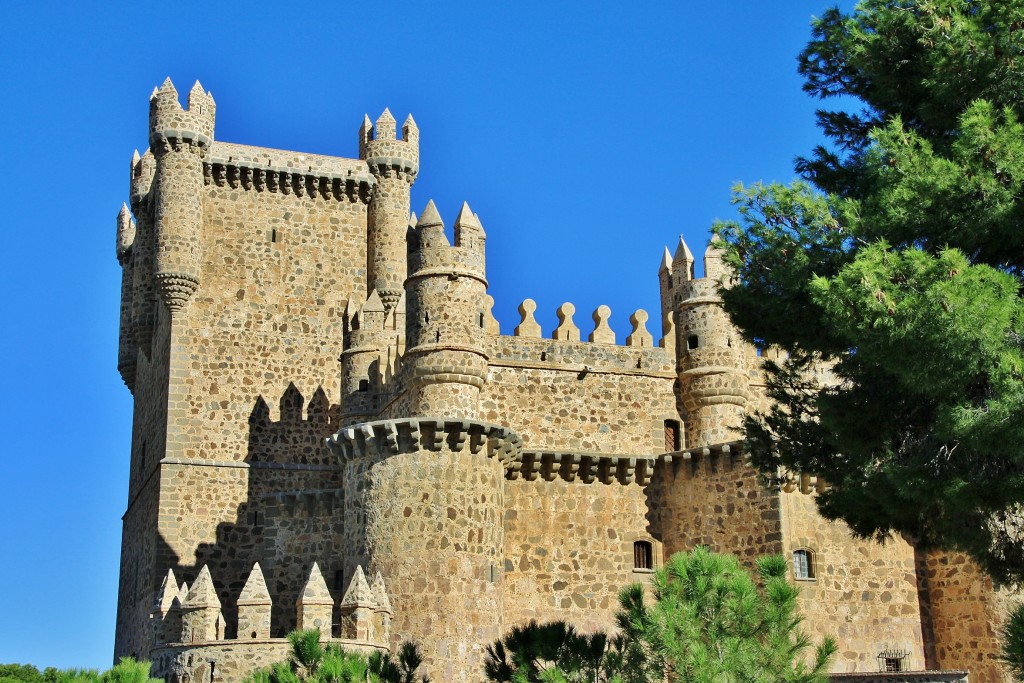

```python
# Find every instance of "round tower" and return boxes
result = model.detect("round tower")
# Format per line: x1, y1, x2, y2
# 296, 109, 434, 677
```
339, 290, 391, 425
331, 201, 506, 681
675, 236, 750, 447
403, 200, 489, 418
115, 203, 138, 391
129, 148, 157, 352
148, 78, 215, 315
361, 110, 419, 312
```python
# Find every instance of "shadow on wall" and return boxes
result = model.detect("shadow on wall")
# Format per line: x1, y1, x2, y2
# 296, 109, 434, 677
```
155, 382, 345, 640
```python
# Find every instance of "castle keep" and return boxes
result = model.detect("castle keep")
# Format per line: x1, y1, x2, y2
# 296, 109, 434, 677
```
115, 80, 1012, 682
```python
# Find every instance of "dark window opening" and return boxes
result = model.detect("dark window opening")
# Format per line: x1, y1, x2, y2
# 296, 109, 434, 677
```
793, 549, 815, 580
687, 335, 699, 350
334, 570, 345, 591
479, 312, 485, 328
358, 379, 369, 392
541, 352, 547, 361
634, 540, 653, 570
270, 229, 277, 243
664, 420, 680, 452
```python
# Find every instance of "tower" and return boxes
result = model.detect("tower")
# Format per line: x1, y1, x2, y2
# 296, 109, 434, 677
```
666, 236, 749, 447
360, 110, 419, 312
148, 78, 215, 314
331, 200, 509, 681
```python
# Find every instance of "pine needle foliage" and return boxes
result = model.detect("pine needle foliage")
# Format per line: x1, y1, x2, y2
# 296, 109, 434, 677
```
712, 0, 1024, 582
616, 548, 835, 683
241, 629, 429, 683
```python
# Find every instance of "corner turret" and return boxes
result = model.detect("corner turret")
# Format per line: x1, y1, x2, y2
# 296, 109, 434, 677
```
403, 200, 489, 417
148, 78, 216, 314
116, 204, 138, 391
129, 149, 158, 352
361, 109, 419, 311
671, 236, 749, 447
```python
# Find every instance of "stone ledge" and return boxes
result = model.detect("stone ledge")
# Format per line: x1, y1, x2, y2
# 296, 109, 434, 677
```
326, 417, 522, 466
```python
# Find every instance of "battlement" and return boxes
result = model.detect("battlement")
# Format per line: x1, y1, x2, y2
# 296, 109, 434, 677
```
205, 141, 374, 203
359, 109, 419, 180
407, 200, 487, 281
149, 78, 216, 151
326, 417, 522, 467
151, 562, 391, 646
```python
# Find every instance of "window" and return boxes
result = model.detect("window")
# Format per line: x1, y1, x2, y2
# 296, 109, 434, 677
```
793, 549, 815, 580
334, 569, 345, 591
634, 541, 653, 571
664, 420, 680, 452
687, 335, 699, 350
358, 379, 369, 392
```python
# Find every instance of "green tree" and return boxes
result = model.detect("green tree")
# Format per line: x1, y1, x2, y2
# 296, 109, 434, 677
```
712, 0, 1024, 581
0, 664, 44, 683
483, 620, 643, 683
242, 629, 428, 683
617, 548, 835, 683
1002, 602, 1024, 682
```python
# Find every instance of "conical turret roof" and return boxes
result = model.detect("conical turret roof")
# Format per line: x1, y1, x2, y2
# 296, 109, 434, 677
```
238, 562, 272, 605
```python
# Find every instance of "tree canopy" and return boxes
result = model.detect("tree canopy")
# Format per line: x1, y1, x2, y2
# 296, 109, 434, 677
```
713, 0, 1024, 581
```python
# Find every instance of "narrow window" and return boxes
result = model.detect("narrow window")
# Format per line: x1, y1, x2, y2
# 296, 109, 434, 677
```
687, 335, 699, 350
634, 540, 653, 571
358, 379, 369, 392
270, 228, 277, 243
664, 420, 680, 452
479, 312, 485, 328
793, 549, 815, 580
334, 570, 345, 591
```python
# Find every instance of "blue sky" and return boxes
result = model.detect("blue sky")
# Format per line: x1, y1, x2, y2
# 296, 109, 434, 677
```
0, 0, 854, 670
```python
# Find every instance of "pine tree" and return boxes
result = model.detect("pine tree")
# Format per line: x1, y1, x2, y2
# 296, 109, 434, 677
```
713, 0, 1024, 581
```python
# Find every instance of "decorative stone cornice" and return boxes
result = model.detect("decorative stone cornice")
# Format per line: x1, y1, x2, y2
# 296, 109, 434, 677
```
325, 418, 522, 467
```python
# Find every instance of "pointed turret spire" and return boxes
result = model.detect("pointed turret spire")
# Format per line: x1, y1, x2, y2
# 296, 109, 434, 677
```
370, 571, 392, 612
375, 108, 397, 140
673, 236, 695, 280
299, 562, 333, 604
184, 565, 221, 609
362, 289, 386, 313
416, 200, 449, 248
402, 113, 418, 143
131, 149, 141, 167
238, 562, 271, 603
153, 567, 179, 613
454, 201, 482, 232
659, 246, 673, 274
341, 565, 376, 605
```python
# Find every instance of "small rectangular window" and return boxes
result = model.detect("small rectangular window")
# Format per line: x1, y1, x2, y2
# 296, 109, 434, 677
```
634, 541, 653, 571
793, 549, 815, 580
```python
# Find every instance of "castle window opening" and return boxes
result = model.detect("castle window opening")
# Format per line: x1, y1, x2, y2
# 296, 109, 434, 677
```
687, 335, 699, 350
793, 549, 815, 580
270, 228, 277, 243
878, 649, 910, 673
664, 420, 681, 452
633, 540, 653, 571
359, 379, 369, 392
334, 569, 344, 591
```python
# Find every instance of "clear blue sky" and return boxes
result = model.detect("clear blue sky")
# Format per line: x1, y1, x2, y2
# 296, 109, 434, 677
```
0, 0, 854, 670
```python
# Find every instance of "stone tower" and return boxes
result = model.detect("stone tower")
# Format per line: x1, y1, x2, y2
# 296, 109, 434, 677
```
333, 200, 510, 679
666, 235, 750, 447
360, 109, 419, 312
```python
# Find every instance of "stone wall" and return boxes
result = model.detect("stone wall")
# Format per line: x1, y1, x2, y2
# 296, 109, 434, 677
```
919, 550, 1014, 683
502, 477, 654, 633
648, 451, 783, 564
151, 638, 387, 683
780, 489, 925, 673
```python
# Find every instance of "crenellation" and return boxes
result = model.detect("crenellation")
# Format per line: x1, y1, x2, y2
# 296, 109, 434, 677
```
116, 84, 1008, 683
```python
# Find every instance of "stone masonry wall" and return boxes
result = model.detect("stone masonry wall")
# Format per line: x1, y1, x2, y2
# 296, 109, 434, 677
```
502, 477, 654, 634
920, 550, 1014, 683
780, 489, 925, 673
647, 453, 784, 565
482, 336, 677, 454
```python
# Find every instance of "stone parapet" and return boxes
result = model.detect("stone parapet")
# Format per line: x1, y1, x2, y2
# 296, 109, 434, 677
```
326, 417, 522, 467
151, 638, 388, 683
830, 673, 968, 683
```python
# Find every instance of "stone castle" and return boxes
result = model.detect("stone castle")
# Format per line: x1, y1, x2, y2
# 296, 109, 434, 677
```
114, 79, 1012, 682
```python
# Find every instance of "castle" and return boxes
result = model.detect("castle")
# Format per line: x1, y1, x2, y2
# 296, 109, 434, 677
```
114, 79, 1013, 682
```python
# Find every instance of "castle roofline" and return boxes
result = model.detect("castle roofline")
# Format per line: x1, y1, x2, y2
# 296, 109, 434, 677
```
209, 141, 374, 184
